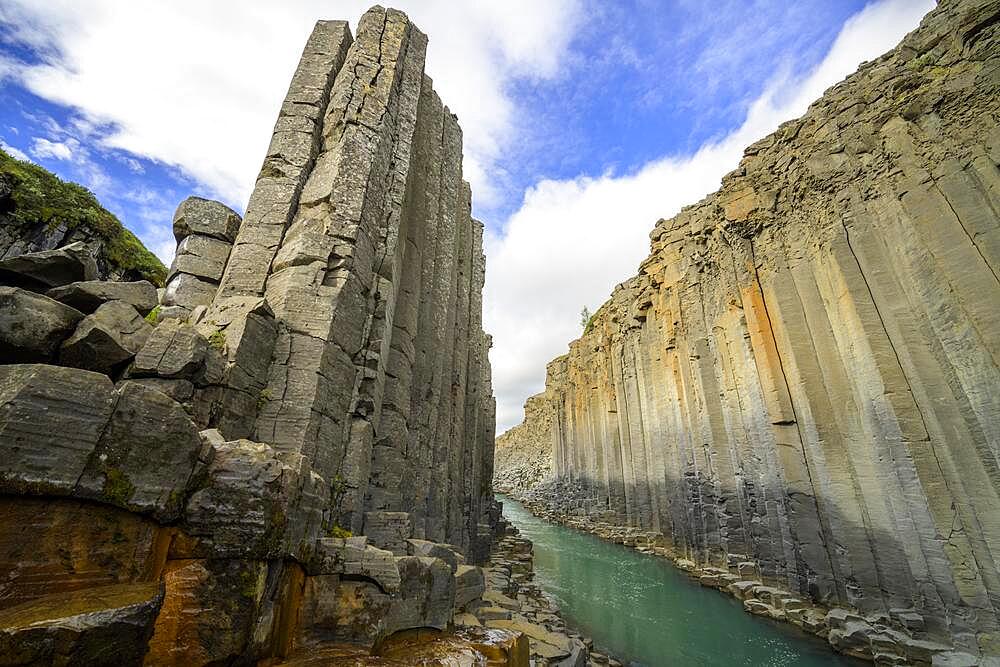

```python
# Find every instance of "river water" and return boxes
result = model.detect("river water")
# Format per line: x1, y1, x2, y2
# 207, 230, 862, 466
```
498, 494, 862, 667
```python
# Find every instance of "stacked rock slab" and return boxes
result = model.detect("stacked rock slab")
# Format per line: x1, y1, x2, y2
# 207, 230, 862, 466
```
499, 0, 1000, 663
0, 6, 500, 666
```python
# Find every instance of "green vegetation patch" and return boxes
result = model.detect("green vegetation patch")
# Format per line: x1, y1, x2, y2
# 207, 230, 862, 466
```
0, 148, 167, 285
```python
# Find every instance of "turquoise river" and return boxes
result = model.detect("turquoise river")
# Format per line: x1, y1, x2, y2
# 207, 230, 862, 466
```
498, 494, 863, 667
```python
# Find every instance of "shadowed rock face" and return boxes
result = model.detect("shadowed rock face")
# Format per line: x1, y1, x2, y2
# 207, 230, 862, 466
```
0, 6, 502, 665
497, 0, 1000, 662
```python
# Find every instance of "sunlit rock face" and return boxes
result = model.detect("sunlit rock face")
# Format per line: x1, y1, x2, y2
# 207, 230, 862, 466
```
498, 0, 1000, 662
0, 6, 502, 665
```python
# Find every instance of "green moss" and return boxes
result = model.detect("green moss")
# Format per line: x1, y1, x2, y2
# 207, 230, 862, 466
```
256, 387, 273, 411
239, 569, 260, 599
907, 52, 936, 72
144, 305, 161, 325
0, 148, 167, 285
103, 468, 136, 506
208, 329, 226, 351
327, 524, 353, 538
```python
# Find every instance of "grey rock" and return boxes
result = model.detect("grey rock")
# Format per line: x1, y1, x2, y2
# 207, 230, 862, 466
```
453, 564, 486, 610
0, 364, 115, 495
172, 196, 241, 243
180, 440, 327, 559
0, 241, 98, 289
60, 300, 152, 375
75, 380, 203, 521
162, 272, 217, 310
384, 555, 455, 631
364, 511, 413, 555
0, 287, 84, 363
406, 538, 465, 573
116, 377, 195, 403
130, 320, 223, 385
309, 536, 402, 593
169, 234, 232, 282
46, 279, 158, 315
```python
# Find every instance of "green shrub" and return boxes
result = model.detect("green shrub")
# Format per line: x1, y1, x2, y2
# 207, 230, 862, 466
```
0, 148, 167, 285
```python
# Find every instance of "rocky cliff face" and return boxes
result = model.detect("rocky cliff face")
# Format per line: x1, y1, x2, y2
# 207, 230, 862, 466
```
494, 393, 555, 494
497, 0, 1000, 662
0, 7, 510, 665
0, 149, 167, 285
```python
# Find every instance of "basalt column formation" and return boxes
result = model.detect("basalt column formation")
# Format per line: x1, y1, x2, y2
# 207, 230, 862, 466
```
498, 0, 1000, 663
0, 6, 507, 665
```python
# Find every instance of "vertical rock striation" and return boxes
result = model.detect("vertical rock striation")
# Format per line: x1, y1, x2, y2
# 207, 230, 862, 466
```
0, 6, 501, 664
498, 0, 1000, 662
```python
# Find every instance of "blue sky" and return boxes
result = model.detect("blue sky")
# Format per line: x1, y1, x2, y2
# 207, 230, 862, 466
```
0, 0, 934, 431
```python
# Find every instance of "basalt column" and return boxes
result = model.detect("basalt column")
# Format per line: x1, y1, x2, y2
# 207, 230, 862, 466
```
498, 0, 1000, 662
199, 7, 496, 552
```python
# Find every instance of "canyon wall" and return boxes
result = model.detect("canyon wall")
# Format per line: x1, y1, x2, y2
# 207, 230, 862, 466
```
498, 0, 1000, 661
494, 392, 555, 494
0, 7, 507, 665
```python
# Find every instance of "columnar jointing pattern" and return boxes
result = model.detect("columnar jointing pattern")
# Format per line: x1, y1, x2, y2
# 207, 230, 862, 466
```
503, 0, 1000, 657
203, 6, 495, 556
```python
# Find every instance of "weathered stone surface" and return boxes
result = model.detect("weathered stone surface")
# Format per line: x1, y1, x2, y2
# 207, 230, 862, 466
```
0, 582, 163, 666
454, 564, 486, 611
129, 320, 223, 385
76, 381, 203, 521
384, 555, 455, 632
162, 271, 218, 310
171, 196, 241, 243
0, 365, 115, 495
46, 279, 158, 315
498, 0, 1000, 662
169, 234, 232, 282
0, 241, 97, 290
60, 300, 151, 375
308, 537, 401, 593
364, 511, 413, 555
406, 538, 465, 573
0, 287, 83, 363
179, 440, 327, 559
145, 559, 266, 665
0, 498, 167, 611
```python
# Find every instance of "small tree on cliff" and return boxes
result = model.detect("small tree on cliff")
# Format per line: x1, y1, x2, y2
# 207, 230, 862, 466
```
580, 306, 591, 331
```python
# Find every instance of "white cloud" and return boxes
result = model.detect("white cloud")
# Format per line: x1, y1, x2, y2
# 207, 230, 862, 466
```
485, 0, 934, 433
1, 0, 582, 210
1, 140, 29, 161
30, 136, 75, 161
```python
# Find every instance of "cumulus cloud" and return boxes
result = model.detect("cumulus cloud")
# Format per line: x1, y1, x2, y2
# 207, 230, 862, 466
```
0, 0, 581, 210
30, 136, 75, 161
485, 0, 934, 433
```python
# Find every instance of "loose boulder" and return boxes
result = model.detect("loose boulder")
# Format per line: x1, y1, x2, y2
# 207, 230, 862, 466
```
75, 381, 204, 522
172, 197, 241, 243
46, 280, 158, 315
0, 287, 84, 363
0, 241, 97, 290
60, 301, 152, 375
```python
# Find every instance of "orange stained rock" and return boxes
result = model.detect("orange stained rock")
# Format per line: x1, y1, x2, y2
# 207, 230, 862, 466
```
0, 498, 167, 610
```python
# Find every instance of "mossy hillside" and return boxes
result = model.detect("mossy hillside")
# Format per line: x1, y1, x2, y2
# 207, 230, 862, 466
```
0, 148, 167, 286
